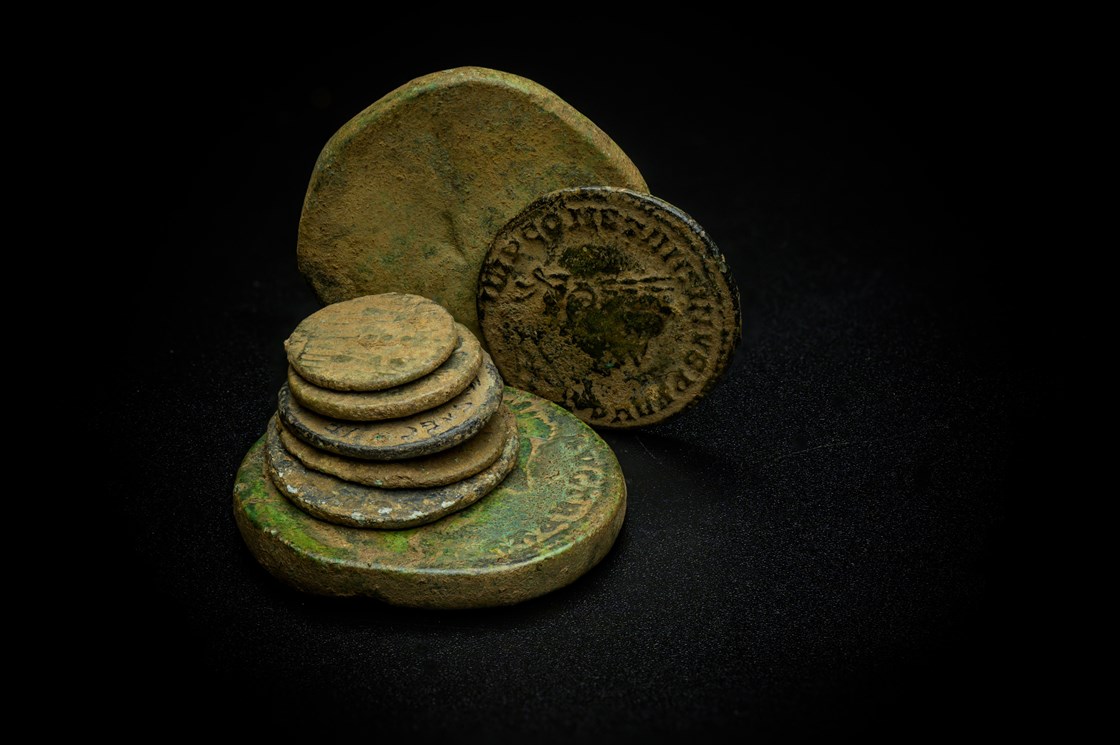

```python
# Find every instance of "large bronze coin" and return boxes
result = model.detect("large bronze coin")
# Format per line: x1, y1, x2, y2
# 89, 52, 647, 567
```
285, 293, 458, 392
277, 353, 504, 460
477, 186, 741, 428
264, 412, 519, 529
233, 387, 627, 609
287, 322, 484, 421
295, 66, 647, 342
276, 403, 515, 489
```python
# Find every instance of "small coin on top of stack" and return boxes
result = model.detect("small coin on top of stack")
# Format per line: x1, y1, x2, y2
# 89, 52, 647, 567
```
265, 292, 518, 529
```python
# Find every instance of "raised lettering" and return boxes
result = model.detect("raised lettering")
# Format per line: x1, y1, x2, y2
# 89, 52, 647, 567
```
685, 349, 708, 372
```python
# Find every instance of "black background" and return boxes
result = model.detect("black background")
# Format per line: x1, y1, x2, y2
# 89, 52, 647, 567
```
86, 21, 1061, 742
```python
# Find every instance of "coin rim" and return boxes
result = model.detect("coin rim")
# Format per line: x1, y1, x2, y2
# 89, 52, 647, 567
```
277, 353, 505, 460
287, 322, 484, 421
264, 411, 520, 529
277, 403, 515, 489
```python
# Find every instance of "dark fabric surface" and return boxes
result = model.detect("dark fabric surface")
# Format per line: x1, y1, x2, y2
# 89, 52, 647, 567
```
85, 24, 1056, 742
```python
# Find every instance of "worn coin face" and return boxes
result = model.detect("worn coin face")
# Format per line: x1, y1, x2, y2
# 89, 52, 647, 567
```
295, 66, 647, 342
277, 353, 505, 460
287, 323, 484, 421
277, 403, 516, 489
478, 186, 741, 428
284, 293, 458, 392
264, 413, 519, 530
233, 386, 627, 608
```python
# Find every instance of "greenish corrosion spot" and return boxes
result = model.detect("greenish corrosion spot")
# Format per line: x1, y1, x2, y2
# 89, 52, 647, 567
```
563, 293, 670, 372
559, 244, 634, 276
378, 529, 412, 554
505, 392, 553, 445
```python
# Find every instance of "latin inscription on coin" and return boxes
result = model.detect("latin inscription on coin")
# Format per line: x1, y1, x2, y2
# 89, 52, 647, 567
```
284, 293, 458, 391
477, 187, 741, 428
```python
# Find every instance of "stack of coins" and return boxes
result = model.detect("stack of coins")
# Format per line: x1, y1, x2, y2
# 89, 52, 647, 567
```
263, 292, 518, 530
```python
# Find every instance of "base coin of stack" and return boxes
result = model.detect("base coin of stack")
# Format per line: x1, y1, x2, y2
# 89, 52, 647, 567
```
234, 290, 629, 609
267, 292, 518, 529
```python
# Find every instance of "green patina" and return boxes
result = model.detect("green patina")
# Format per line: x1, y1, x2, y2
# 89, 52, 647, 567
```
559, 243, 634, 277
376, 529, 412, 554
236, 440, 330, 556
505, 390, 555, 439
231, 386, 625, 608
563, 293, 670, 371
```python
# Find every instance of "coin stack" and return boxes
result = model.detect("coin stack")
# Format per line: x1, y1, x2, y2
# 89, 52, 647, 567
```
263, 292, 518, 529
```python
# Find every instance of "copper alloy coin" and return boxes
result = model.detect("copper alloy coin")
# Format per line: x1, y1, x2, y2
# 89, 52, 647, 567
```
477, 186, 741, 428
277, 353, 505, 460
284, 293, 458, 392
264, 413, 519, 529
287, 323, 484, 421
233, 386, 627, 608
295, 66, 647, 342
276, 403, 516, 489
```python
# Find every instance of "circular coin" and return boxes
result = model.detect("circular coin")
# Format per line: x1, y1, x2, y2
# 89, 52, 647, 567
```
284, 293, 458, 392
287, 323, 484, 420
277, 403, 516, 489
295, 66, 647, 342
233, 386, 627, 609
264, 412, 519, 529
277, 353, 504, 460
478, 186, 741, 428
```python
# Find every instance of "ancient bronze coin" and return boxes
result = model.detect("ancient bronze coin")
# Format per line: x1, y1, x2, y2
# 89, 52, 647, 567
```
277, 403, 516, 489
233, 386, 627, 608
295, 66, 648, 343
284, 293, 458, 392
287, 323, 484, 421
277, 353, 505, 460
264, 413, 519, 529
477, 186, 741, 428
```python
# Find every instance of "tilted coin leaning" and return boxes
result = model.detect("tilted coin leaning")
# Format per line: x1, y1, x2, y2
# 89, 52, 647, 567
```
295, 66, 648, 341
478, 186, 741, 428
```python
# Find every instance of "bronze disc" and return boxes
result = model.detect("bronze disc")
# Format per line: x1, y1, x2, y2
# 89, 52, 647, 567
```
295, 66, 647, 342
477, 186, 741, 428
277, 403, 516, 489
277, 353, 505, 460
264, 412, 519, 529
284, 293, 458, 392
233, 386, 627, 609
287, 322, 484, 421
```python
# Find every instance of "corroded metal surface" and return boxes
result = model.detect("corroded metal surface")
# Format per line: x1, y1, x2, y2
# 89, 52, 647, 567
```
287, 323, 484, 421
285, 293, 457, 391
277, 403, 515, 489
295, 66, 648, 343
233, 386, 627, 609
264, 412, 519, 529
277, 354, 504, 460
478, 186, 741, 428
